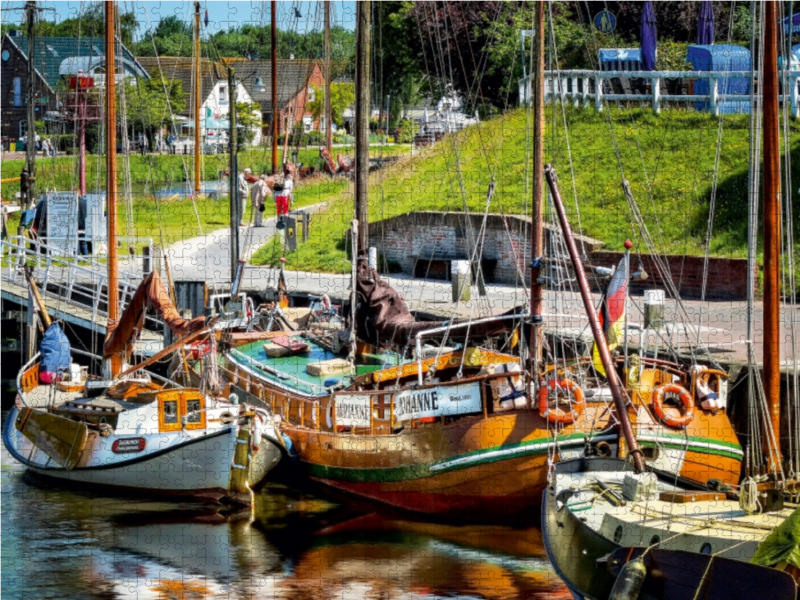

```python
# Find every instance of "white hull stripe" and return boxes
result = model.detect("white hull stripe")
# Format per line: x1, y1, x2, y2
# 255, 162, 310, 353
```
636, 434, 744, 459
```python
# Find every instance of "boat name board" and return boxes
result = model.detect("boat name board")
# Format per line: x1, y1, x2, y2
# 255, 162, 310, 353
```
45, 191, 79, 256
334, 383, 482, 427
111, 437, 147, 453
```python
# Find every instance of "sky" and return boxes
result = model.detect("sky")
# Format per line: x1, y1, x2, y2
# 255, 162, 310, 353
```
1, 1, 357, 37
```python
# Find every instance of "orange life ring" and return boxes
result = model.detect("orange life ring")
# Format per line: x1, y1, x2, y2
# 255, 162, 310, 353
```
538, 378, 585, 425
651, 383, 694, 428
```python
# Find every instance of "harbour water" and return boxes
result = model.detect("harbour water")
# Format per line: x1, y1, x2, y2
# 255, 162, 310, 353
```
1, 412, 569, 600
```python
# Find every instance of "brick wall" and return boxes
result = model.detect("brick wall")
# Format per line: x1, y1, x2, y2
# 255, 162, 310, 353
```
370, 212, 754, 300
590, 251, 755, 300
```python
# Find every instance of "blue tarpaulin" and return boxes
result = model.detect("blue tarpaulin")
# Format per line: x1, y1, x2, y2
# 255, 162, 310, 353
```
687, 44, 751, 114
40, 322, 70, 379
598, 48, 642, 72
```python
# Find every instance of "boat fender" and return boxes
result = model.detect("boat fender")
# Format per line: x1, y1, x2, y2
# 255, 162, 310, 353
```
538, 378, 585, 425
245, 297, 254, 321
322, 294, 331, 311
609, 556, 647, 600
281, 432, 298, 460
651, 383, 694, 428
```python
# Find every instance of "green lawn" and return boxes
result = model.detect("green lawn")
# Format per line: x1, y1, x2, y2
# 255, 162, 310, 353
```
250, 106, 800, 285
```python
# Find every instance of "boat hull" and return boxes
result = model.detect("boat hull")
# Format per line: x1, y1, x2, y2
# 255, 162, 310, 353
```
3, 405, 238, 499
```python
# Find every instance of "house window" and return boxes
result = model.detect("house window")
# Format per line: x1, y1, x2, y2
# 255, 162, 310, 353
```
13, 77, 22, 106
307, 86, 315, 102
303, 115, 313, 133
219, 85, 228, 105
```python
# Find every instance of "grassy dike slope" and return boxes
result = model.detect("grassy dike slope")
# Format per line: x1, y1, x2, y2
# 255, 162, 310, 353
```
252, 106, 800, 276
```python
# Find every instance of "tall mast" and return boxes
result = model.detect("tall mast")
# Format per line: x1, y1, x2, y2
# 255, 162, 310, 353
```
529, 1, 545, 372
546, 167, 645, 473
194, 2, 201, 194
228, 66, 240, 282
104, 0, 121, 377
762, 1, 782, 471
24, 0, 36, 207
354, 0, 371, 251
324, 0, 332, 153
271, 0, 278, 174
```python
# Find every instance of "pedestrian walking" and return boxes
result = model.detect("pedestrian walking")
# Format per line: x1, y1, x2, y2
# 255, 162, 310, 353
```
251, 174, 271, 227
168, 133, 176, 154
238, 168, 251, 226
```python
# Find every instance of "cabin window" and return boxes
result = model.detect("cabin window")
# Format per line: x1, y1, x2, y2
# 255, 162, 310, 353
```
186, 399, 202, 423
163, 400, 178, 424
13, 77, 22, 106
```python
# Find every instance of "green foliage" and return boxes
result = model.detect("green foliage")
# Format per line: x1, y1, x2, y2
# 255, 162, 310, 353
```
1, 5, 137, 46
251, 107, 800, 297
307, 83, 355, 126
395, 119, 417, 143
124, 74, 187, 134
656, 40, 692, 72
235, 102, 261, 145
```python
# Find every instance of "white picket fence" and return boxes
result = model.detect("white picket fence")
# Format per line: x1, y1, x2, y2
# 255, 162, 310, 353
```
519, 69, 800, 117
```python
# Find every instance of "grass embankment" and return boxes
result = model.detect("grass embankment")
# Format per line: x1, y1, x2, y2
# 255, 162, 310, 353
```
1, 145, 410, 247
250, 106, 800, 282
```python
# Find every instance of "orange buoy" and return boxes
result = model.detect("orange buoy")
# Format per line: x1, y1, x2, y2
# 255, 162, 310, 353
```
651, 383, 694, 428
538, 378, 585, 425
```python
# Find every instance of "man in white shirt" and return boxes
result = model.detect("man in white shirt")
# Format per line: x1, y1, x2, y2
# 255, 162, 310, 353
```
238, 168, 251, 225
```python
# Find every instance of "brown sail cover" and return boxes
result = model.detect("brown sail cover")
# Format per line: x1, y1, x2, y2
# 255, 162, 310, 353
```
355, 256, 516, 348
103, 270, 207, 359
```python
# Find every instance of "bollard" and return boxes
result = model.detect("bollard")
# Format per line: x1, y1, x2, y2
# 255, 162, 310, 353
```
451, 260, 471, 302
644, 289, 665, 329
302, 212, 310, 242
369, 247, 377, 270
285, 216, 297, 252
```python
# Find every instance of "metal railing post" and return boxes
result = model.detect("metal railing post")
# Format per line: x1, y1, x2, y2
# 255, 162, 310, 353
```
595, 75, 604, 112
792, 72, 799, 119
583, 77, 590, 108
652, 76, 660, 114
709, 75, 719, 116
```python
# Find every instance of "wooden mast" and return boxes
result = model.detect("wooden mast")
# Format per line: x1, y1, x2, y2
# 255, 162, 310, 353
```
354, 0, 371, 252
104, 0, 121, 377
194, 2, 201, 194
762, 1, 782, 471
324, 0, 332, 153
529, 1, 545, 373
271, 0, 278, 174
546, 166, 646, 473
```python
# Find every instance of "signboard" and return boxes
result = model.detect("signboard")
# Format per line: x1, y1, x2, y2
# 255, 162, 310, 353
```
45, 191, 79, 255
333, 382, 483, 428
83, 193, 107, 250
594, 10, 617, 33
394, 383, 482, 422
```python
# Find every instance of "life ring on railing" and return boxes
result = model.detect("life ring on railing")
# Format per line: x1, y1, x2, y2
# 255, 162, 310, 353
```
245, 297, 254, 321
651, 383, 694, 428
538, 378, 585, 425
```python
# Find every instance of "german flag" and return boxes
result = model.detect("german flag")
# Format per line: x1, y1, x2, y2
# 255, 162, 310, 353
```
593, 253, 628, 378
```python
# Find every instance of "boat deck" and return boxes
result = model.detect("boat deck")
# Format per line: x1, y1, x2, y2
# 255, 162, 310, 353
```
229, 335, 404, 395
557, 469, 794, 559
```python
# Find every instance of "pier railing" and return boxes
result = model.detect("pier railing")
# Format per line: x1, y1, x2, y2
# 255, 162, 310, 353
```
518, 69, 800, 117
1, 236, 162, 332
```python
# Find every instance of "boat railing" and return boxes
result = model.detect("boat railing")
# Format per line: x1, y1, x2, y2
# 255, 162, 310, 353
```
413, 313, 525, 384
2, 235, 163, 332
518, 69, 800, 118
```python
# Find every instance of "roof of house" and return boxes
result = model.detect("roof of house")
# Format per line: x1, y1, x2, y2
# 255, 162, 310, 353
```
136, 56, 227, 108
221, 58, 327, 112
12, 35, 148, 87
2, 35, 55, 95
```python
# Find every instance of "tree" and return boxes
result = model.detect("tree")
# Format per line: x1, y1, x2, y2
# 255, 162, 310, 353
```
235, 102, 261, 146
124, 73, 187, 137
307, 83, 355, 126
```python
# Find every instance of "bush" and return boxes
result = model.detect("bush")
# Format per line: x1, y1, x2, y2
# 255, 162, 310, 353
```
50, 134, 77, 151
395, 119, 417, 143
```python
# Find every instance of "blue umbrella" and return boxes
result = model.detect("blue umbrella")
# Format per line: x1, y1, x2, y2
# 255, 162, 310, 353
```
698, 1, 714, 45
640, 1, 657, 71
783, 13, 800, 35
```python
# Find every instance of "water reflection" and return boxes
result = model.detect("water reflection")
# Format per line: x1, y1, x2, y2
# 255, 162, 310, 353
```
2, 446, 568, 600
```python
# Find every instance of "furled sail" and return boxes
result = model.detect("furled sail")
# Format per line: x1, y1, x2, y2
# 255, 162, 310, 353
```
103, 270, 207, 359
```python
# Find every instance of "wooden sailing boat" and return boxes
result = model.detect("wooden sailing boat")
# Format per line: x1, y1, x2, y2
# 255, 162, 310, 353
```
2, 1, 284, 503
542, 5, 799, 598
195, 2, 744, 519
